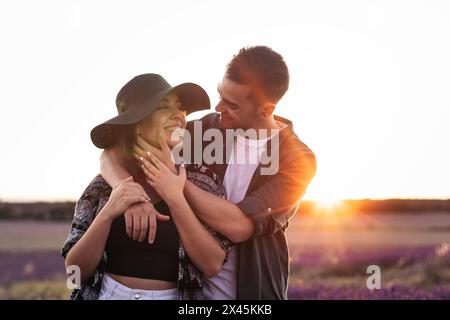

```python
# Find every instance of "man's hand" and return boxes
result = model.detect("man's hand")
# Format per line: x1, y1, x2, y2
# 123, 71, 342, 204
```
133, 131, 177, 174
102, 176, 150, 222
124, 201, 170, 244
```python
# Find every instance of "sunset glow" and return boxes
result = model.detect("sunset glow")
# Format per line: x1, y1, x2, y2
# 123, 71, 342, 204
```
1, 1, 449, 202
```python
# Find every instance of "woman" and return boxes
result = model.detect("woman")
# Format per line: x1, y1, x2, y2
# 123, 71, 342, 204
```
62, 74, 231, 300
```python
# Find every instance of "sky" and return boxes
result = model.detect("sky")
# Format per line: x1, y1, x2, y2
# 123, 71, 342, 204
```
1, 0, 449, 202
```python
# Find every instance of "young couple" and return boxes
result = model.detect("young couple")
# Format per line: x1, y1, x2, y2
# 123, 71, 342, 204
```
62, 46, 316, 300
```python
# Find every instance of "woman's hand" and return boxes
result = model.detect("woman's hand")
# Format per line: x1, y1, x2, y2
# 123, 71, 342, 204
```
140, 153, 186, 204
101, 176, 150, 221
133, 132, 177, 174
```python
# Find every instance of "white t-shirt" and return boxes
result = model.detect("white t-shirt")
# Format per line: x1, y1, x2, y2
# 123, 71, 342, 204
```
202, 132, 273, 300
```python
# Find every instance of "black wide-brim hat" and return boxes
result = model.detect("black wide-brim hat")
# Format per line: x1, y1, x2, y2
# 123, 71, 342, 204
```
91, 73, 210, 149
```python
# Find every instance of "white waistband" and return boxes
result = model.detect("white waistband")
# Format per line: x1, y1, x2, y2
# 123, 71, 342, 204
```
100, 273, 178, 300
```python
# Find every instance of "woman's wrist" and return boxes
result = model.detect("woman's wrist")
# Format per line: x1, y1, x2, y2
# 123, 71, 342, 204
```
97, 204, 115, 224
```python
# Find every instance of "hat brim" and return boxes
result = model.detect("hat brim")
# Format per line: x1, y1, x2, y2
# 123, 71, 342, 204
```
91, 83, 210, 149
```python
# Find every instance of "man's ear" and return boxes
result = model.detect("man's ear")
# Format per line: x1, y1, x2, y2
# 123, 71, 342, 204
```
257, 103, 276, 118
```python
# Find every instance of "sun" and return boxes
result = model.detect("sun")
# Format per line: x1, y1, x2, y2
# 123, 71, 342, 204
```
313, 199, 345, 216
315, 200, 343, 210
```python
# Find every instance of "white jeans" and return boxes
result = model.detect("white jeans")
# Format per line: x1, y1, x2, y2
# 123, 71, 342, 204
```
99, 273, 177, 300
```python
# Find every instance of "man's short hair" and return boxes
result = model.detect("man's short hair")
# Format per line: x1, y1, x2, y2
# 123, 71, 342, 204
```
225, 46, 290, 105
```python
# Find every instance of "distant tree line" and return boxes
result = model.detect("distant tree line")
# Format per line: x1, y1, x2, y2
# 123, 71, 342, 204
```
0, 199, 450, 221
0, 202, 75, 221
300, 199, 450, 215
345, 199, 450, 213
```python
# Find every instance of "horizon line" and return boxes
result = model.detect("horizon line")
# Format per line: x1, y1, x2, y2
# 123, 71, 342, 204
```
1, 197, 450, 204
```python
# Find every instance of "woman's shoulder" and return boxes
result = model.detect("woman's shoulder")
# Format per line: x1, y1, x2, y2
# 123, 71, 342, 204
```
80, 175, 112, 198
76, 175, 112, 209
73, 175, 112, 223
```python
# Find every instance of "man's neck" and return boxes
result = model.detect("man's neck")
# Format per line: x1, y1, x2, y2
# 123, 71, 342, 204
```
248, 116, 285, 139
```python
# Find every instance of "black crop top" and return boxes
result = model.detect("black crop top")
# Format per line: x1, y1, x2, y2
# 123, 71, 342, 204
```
104, 200, 179, 283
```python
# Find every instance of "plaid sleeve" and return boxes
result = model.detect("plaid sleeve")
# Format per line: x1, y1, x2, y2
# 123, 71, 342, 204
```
61, 175, 112, 258
61, 175, 112, 299
186, 164, 233, 263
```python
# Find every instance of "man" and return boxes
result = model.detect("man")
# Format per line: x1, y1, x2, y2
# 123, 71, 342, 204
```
101, 46, 316, 299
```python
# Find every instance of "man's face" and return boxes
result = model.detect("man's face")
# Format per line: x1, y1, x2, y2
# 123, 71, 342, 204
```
215, 76, 258, 130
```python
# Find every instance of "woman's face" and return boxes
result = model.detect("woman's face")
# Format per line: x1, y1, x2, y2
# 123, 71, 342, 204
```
137, 91, 187, 149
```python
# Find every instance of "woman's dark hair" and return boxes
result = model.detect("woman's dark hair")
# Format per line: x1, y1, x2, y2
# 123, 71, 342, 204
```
116, 124, 141, 179
225, 45, 290, 105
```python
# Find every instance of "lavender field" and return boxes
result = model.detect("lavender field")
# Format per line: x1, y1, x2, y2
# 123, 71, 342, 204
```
286, 212, 450, 299
0, 212, 449, 299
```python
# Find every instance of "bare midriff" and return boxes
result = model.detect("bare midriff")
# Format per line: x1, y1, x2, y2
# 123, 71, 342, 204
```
107, 272, 177, 290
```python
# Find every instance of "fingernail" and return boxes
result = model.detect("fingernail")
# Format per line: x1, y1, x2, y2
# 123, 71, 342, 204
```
146, 151, 151, 156
139, 157, 144, 162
